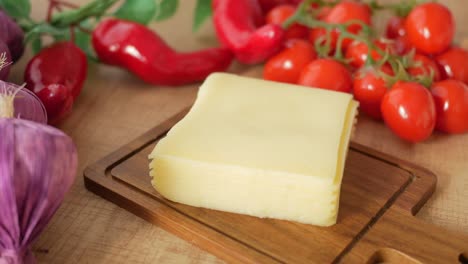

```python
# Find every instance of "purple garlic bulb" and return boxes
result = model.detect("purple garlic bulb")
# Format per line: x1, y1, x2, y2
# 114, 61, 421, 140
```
0, 118, 78, 263
0, 80, 47, 124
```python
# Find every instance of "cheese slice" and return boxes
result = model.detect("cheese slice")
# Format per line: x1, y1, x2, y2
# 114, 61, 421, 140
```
149, 73, 358, 226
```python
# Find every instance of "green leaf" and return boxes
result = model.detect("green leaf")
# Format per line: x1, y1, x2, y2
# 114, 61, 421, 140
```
74, 28, 98, 62
193, 0, 211, 32
0, 0, 31, 20
54, 30, 71, 42
31, 37, 42, 55
154, 0, 178, 21
114, 0, 157, 25
25, 23, 69, 43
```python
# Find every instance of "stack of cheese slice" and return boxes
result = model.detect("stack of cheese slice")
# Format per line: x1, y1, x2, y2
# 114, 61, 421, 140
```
149, 73, 359, 226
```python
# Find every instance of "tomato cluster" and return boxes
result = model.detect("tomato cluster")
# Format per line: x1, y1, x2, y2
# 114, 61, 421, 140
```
263, 1, 468, 142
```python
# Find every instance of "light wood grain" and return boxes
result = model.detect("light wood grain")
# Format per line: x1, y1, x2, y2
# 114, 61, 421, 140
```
83, 109, 468, 263
5, 0, 467, 263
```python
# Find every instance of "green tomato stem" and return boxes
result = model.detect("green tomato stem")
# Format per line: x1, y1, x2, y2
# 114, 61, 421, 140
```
283, 0, 432, 89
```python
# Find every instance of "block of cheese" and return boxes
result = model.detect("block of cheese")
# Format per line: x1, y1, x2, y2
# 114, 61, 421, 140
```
149, 73, 358, 226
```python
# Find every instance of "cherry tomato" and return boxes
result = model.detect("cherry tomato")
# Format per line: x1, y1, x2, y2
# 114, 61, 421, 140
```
381, 81, 436, 142
386, 16, 406, 39
393, 35, 413, 55
436, 47, 468, 84
36, 84, 74, 124
405, 3, 454, 55
345, 40, 392, 68
408, 54, 441, 82
315, 6, 332, 20
431, 80, 468, 133
353, 65, 393, 120
266, 4, 309, 40
309, 2, 371, 50
263, 39, 316, 83
298, 58, 352, 93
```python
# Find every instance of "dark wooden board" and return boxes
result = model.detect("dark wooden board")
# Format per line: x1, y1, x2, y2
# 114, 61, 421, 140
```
84, 109, 468, 264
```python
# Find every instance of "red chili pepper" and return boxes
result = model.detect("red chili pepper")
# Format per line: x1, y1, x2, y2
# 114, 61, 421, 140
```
92, 19, 233, 86
36, 84, 74, 124
212, 0, 264, 26
257, 0, 289, 13
213, 0, 285, 64
24, 42, 87, 99
24, 42, 87, 124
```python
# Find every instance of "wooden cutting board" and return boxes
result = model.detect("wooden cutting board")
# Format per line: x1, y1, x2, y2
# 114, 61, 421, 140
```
84, 108, 468, 264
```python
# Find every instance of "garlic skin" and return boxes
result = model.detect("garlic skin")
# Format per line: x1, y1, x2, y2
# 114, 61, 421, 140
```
0, 118, 77, 263
0, 81, 47, 124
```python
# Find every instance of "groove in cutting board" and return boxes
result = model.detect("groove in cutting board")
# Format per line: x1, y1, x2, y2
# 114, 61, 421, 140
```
332, 168, 413, 263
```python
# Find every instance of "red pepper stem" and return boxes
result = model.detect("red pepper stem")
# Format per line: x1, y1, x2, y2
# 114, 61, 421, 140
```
53, 0, 80, 9
69, 26, 76, 42
46, 0, 79, 22
46, 1, 56, 22
50, 0, 119, 28
77, 25, 92, 34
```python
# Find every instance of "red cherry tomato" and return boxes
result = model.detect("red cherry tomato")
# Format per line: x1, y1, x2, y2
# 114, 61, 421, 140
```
436, 47, 468, 84
266, 4, 308, 40
386, 16, 406, 39
431, 80, 468, 133
381, 81, 436, 142
263, 39, 317, 83
393, 35, 413, 55
405, 3, 454, 55
345, 40, 392, 68
298, 58, 352, 93
315, 6, 332, 20
309, 2, 371, 50
353, 65, 393, 120
36, 84, 74, 124
408, 54, 441, 82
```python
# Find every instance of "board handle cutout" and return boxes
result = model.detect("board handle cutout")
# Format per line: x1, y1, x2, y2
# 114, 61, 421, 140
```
345, 207, 468, 263
368, 248, 422, 264
460, 252, 468, 264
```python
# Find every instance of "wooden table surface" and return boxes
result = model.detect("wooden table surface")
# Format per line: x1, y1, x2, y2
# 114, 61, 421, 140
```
9, 1, 467, 263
